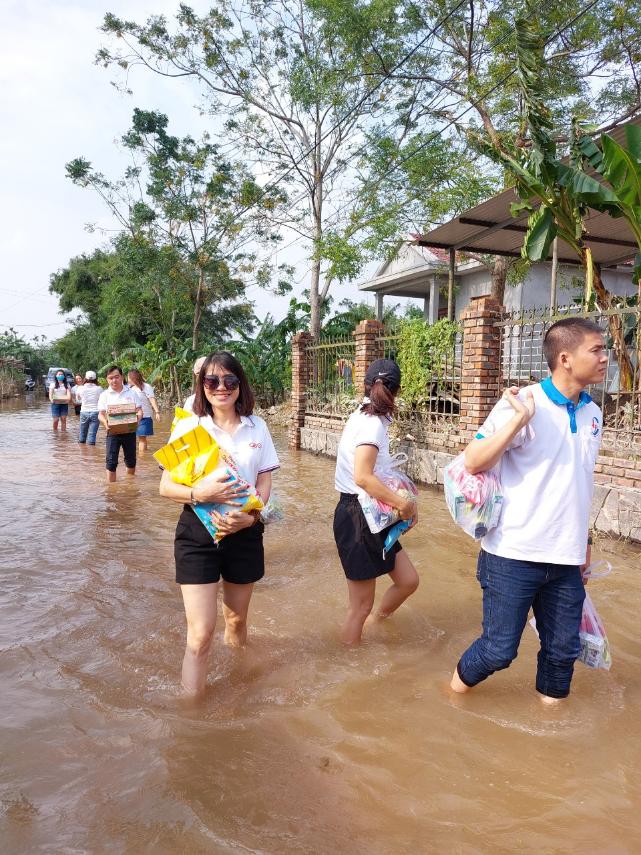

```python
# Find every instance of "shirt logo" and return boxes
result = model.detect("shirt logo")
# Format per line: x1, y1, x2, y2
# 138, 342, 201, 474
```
591, 416, 600, 437
249, 441, 262, 449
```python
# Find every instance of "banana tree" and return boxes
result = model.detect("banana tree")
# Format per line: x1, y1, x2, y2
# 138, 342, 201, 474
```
467, 7, 635, 389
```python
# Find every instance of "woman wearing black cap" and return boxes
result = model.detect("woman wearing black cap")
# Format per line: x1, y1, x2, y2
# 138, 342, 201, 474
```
333, 358, 419, 644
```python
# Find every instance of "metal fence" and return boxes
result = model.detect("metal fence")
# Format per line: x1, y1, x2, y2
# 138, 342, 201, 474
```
305, 337, 357, 415
304, 328, 463, 429
499, 306, 641, 452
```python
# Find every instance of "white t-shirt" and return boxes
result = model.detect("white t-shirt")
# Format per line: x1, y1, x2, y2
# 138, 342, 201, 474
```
335, 407, 395, 494
167, 413, 279, 487
71, 385, 83, 405
49, 382, 70, 402
183, 393, 195, 413
97, 386, 145, 413
132, 382, 156, 418
77, 383, 102, 412
478, 379, 602, 565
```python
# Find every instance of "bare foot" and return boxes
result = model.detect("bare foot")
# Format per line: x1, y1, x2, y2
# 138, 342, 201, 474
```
450, 668, 471, 694
539, 694, 562, 706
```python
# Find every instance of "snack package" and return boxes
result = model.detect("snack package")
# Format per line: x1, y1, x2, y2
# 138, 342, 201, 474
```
358, 470, 418, 534
153, 427, 264, 543
529, 585, 612, 671
193, 466, 263, 542
382, 518, 411, 559
578, 591, 612, 670
443, 453, 503, 539
260, 495, 285, 525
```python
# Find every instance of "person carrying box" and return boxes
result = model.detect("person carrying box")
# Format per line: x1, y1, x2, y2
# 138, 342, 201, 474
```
97, 365, 144, 482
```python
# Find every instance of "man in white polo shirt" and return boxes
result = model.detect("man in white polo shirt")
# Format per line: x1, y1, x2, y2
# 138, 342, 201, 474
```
450, 317, 607, 702
98, 365, 144, 482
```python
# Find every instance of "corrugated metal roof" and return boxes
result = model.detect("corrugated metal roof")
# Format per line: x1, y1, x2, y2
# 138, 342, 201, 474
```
416, 118, 641, 267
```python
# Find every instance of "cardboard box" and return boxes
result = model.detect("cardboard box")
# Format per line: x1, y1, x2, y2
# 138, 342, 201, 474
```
107, 403, 138, 435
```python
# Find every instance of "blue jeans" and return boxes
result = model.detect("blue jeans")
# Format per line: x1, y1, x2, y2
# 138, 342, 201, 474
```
78, 411, 99, 445
458, 550, 585, 699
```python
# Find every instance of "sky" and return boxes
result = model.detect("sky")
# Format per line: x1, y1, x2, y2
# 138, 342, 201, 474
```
0, 0, 406, 345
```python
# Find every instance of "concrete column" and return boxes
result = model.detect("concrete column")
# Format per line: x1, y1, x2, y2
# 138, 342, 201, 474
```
375, 292, 384, 322
427, 277, 439, 325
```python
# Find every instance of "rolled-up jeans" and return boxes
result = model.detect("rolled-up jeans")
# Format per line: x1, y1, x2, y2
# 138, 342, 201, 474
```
457, 549, 585, 699
78, 411, 100, 445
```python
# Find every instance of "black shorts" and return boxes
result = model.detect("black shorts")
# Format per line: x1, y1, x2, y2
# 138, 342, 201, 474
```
174, 505, 265, 585
333, 493, 402, 581
105, 432, 137, 472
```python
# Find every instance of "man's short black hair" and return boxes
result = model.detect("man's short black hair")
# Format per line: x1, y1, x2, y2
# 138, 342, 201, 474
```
105, 365, 124, 377
543, 317, 603, 370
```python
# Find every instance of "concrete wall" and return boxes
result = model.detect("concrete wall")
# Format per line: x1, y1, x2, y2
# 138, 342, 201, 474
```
454, 263, 635, 316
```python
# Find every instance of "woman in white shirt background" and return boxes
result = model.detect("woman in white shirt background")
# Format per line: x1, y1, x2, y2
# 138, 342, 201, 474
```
159, 351, 280, 696
49, 370, 72, 431
333, 359, 419, 645
127, 369, 161, 453
77, 370, 103, 445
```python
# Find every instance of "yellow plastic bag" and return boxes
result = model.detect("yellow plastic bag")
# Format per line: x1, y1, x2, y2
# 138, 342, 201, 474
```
153, 424, 214, 473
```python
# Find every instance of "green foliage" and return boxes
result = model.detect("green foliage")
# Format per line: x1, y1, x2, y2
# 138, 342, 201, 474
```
396, 317, 459, 407
0, 329, 56, 378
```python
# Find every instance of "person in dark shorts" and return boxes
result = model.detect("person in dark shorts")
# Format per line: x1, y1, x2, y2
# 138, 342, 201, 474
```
334, 359, 419, 644
97, 366, 144, 482
159, 351, 279, 695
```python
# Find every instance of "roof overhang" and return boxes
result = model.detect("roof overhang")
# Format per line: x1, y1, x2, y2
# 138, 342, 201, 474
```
358, 265, 444, 298
416, 119, 640, 268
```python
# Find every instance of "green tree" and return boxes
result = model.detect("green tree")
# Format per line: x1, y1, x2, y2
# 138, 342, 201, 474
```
97, 1, 435, 339
66, 109, 285, 353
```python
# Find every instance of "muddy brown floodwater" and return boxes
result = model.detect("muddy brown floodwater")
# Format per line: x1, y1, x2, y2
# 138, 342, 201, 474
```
1, 397, 641, 854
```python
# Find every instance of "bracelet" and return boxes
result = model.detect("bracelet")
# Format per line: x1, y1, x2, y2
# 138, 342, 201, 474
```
190, 488, 198, 507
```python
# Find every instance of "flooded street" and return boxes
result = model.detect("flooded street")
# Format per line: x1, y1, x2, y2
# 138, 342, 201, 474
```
2, 396, 641, 854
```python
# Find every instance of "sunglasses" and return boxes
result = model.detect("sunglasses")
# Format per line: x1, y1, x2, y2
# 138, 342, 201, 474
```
203, 374, 240, 392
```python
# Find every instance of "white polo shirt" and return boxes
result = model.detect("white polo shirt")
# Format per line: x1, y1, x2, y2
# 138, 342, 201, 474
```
167, 413, 279, 486
478, 378, 602, 565
133, 382, 156, 418
335, 407, 395, 494
97, 386, 145, 413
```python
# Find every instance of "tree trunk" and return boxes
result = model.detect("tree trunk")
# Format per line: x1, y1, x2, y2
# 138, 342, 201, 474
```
192, 267, 205, 352
490, 256, 508, 304
585, 249, 634, 392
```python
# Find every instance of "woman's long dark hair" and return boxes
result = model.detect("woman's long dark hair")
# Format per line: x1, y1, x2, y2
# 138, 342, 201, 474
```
127, 369, 145, 392
360, 379, 398, 417
192, 351, 254, 418
54, 373, 70, 389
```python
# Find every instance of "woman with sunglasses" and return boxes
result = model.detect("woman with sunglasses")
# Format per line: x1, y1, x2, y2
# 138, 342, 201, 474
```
333, 359, 419, 645
159, 351, 280, 695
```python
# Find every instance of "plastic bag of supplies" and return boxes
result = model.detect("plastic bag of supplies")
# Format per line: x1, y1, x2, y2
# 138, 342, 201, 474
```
443, 453, 503, 540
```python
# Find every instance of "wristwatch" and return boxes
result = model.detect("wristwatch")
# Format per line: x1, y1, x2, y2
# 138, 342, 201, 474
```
190, 488, 199, 507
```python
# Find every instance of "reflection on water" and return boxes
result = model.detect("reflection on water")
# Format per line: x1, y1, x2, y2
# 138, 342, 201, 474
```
1, 398, 641, 853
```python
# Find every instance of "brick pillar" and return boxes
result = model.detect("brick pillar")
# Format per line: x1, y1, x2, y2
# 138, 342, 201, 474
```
353, 319, 385, 394
289, 331, 312, 448
459, 296, 504, 440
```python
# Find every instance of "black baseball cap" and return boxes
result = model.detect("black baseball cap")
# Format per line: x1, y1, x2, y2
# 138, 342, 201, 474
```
364, 358, 401, 390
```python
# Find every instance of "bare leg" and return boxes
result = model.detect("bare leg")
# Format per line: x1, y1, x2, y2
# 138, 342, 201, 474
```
341, 578, 376, 645
138, 437, 147, 454
106, 470, 117, 483
52, 418, 59, 431
180, 582, 218, 694
60, 416, 67, 432
222, 581, 254, 647
373, 550, 419, 621
126, 467, 136, 476
450, 668, 471, 694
